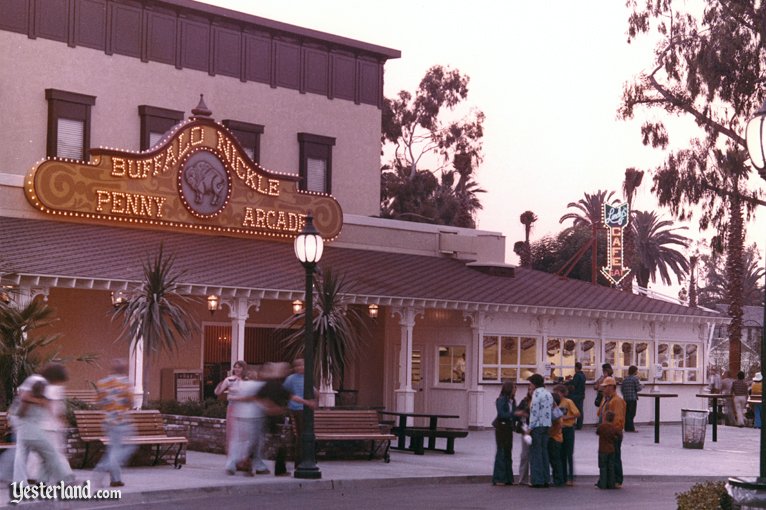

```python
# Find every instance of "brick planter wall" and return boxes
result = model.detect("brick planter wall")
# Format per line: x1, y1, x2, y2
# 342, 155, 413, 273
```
162, 415, 226, 454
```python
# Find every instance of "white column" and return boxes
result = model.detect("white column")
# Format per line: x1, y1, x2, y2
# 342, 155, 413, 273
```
226, 298, 259, 368
464, 312, 488, 428
15, 286, 48, 307
391, 307, 421, 414
129, 336, 144, 409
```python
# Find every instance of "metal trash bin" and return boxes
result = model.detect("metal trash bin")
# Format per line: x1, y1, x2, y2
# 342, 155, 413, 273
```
681, 408, 709, 449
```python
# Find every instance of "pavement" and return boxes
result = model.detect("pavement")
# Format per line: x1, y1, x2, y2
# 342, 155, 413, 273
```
0, 421, 760, 508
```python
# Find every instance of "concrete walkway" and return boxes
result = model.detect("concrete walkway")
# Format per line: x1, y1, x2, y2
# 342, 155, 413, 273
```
1, 422, 759, 508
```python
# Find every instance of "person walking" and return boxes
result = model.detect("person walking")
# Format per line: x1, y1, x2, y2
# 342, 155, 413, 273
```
721, 371, 735, 426
620, 365, 643, 432
492, 381, 516, 486
751, 372, 762, 429
12, 363, 74, 486
514, 384, 534, 486
527, 373, 553, 488
554, 384, 580, 486
565, 362, 586, 430
283, 358, 307, 469
597, 377, 626, 488
94, 358, 136, 488
731, 371, 750, 427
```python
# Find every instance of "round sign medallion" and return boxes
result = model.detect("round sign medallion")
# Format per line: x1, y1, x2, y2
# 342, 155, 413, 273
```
178, 150, 231, 218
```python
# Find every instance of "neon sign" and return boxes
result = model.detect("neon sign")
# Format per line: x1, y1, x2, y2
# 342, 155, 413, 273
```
600, 203, 631, 285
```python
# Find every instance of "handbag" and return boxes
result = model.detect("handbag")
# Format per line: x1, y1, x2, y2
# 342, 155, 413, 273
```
594, 392, 603, 407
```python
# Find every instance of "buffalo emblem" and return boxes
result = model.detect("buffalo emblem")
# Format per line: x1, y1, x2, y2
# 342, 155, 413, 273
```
184, 160, 226, 207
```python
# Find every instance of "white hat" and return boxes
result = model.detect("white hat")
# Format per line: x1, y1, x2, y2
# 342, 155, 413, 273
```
754, 372, 763, 382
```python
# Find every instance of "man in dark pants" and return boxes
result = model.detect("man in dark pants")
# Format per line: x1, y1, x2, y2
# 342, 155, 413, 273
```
566, 362, 586, 430
620, 365, 643, 432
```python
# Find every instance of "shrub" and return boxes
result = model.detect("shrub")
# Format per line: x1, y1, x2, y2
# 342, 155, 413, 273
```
64, 398, 95, 427
147, 399, 227, 419
676, 481, 733, 510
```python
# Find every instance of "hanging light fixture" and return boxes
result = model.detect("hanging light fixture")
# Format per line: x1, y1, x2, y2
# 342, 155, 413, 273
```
368, 304, 379, 319
111, 290, 128, 308
292, 299, 304, 315
207, 294, 220, 314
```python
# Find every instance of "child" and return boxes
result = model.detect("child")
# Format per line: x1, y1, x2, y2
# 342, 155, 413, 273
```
548, 392, 565, 487
596, 410, 621, 489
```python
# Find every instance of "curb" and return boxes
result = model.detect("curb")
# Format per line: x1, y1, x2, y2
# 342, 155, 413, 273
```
21, 473, 732, 509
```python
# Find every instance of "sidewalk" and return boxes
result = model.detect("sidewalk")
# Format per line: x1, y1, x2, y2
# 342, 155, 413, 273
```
1, 422, 759, 508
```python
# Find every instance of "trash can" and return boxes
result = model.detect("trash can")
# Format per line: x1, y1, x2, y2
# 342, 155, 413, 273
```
681, 408, 709, 449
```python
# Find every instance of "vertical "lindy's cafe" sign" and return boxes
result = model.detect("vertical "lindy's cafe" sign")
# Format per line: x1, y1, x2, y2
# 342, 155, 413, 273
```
24, 115, 343, 241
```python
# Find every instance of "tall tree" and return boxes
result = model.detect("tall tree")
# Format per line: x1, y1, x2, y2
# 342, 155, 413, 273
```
631, 210, 691, 289
530, 225, 608, 285
516, 211, 538, 267
559, 190, 618, 228
112, 244, 198, 406
697, 243, 765, 309
622, 168, 644, 291
619, 1, 766, 373
381, 65, 486, 228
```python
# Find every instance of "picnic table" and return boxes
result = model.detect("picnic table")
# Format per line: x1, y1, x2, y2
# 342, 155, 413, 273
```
379, 410, 467, 454
638, 392, 678, 444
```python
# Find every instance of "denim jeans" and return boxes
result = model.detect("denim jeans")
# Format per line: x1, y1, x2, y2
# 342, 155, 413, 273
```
529, 427, 550, 486
614, 435, 623, 484
562, 427, 575, 481
548, 439, 564, 486
96, 421, 137, 483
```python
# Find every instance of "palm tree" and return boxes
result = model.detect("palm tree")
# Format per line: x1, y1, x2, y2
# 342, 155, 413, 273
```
631, 211, 691, 289
517, 211, 537, 267
112, 244, 198, 407
559, 190, 618, 228
280, 268, 368, 398
621, 168, 644, 291
0, 298, 61, 407
697, 244, 765, 308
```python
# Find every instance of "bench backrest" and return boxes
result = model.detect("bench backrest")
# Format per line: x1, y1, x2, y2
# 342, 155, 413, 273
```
313, 410, 386, 434
0, 412, 7, 439
74, 410, 166, 438
65, 390, 99, 405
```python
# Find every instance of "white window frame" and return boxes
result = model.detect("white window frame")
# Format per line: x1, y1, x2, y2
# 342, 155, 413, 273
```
480, 334, 538, 383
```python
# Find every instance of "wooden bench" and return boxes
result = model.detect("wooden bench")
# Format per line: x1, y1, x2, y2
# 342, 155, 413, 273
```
0, 413, 13, 450
306, 409, 396, 462
65, 389, 99, 405
74, 410, 187, 468
396, 427, 469, 455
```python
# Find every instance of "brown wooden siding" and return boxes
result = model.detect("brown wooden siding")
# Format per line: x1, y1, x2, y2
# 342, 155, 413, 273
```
0, 0, 392, 108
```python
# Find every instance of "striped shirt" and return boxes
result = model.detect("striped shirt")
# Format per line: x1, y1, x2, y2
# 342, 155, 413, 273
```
732, 379, 750, 396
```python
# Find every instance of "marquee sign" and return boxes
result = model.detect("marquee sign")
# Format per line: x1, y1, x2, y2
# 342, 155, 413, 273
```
24, 116, 343, 241
600, 203, 631, 285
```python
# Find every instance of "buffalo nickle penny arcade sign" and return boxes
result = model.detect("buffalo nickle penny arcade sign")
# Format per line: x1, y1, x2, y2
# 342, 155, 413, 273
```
24, 116, 343, 241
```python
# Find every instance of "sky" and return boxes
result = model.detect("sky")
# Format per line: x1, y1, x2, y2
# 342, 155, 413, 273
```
201, 0, 765, 298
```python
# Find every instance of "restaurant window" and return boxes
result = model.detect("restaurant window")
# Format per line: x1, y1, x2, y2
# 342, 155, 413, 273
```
481, 335, 537, 383
656, 341, 700, 383
437, 346, 466, 384
298, 133, 335, 193
46, 89, 96, 160
222, 120, 264, 163
603, 340, 651, 380
545, 337, 597, 381
138, 105, 184, 151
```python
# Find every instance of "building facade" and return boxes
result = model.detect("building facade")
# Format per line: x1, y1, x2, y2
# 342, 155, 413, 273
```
0, 0, 725, 428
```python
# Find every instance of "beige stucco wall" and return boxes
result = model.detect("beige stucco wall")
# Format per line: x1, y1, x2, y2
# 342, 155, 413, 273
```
0, 30, 382, 218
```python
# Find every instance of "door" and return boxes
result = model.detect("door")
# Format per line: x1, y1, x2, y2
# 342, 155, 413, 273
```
412, 344, 428, 426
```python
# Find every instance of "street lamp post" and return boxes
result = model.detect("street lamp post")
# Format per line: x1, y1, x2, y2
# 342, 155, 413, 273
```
727, 101, 766, 503
293, 212, 323, 480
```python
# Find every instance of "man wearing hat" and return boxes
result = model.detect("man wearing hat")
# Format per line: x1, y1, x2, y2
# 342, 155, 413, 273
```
752, 372, 763, 429
597, 377, 626, 488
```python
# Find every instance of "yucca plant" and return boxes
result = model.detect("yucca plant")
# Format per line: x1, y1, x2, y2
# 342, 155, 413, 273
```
112, 244, 198, 407
280, 267, 368, 391
0, 298, 61, 407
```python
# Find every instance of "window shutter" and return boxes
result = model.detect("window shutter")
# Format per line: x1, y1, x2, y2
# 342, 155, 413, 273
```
57, 118, 84, 159
306, 157, 327, 193
149, 131, 165, 149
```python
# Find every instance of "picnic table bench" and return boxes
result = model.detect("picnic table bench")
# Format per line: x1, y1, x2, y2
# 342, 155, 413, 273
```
380, 411, 469, 455
74, 410, 187, 468
307, 409, 396, 462
0, 413, 12, 450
